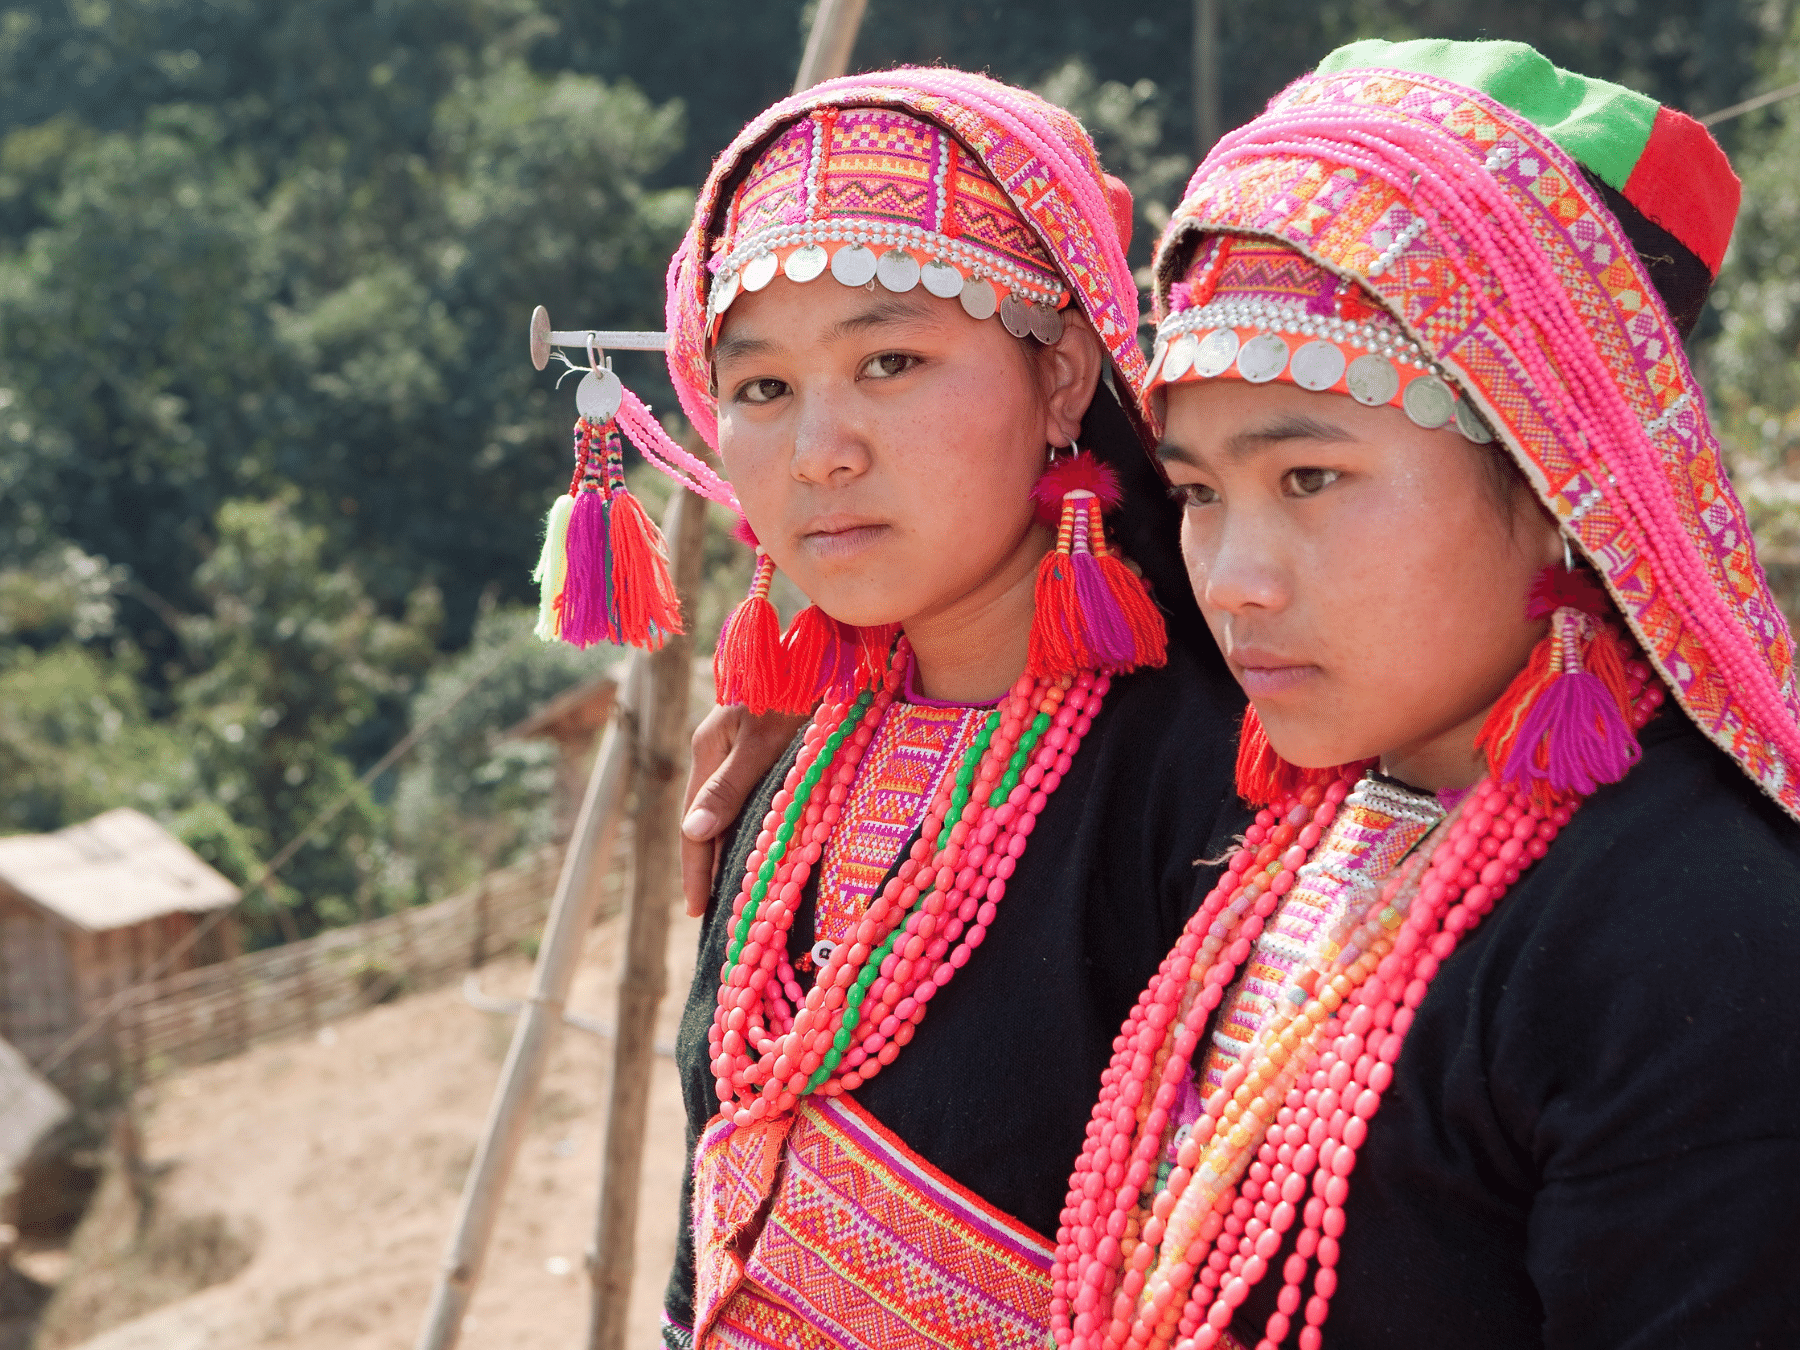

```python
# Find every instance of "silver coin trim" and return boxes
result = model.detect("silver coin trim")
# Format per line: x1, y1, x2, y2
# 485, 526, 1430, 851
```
1346, 353, 1400, 406
830, 243, 879, 287
876, 249, 921, 293
1237, 332, 1291, 384
1289, 339, 1347, 392
1193, 328, 1241, 378
959, 279, 999, 321
742, 251, 780, 292
784, 244, 829, 283
1402, 374, 1457, 429
920, 260, 964, 299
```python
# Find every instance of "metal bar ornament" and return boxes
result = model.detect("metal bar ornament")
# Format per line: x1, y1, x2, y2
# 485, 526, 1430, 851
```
529, 304, 666, 371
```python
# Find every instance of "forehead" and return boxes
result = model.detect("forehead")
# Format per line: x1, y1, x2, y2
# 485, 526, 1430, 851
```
713, 280, 986, 363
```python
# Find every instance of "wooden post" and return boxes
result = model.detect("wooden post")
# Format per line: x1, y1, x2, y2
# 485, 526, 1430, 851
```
1192, 0, 1220, 156
793, 0, 867, 93
585, 489, 708, 1349
414, 654, 645, 1350
222, 912, 249, 1055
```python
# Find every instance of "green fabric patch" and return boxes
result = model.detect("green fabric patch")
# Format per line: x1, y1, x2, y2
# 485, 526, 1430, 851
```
1316, 38, 1657, 189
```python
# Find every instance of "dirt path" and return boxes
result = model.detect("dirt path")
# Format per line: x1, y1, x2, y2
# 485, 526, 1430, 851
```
59, 906, 703, 1350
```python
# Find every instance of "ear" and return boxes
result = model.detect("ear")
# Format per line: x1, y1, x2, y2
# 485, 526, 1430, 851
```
1037, 313, 1104, 449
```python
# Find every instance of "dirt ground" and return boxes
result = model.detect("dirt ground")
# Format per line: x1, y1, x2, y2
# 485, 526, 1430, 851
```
48, 905, 703, 1350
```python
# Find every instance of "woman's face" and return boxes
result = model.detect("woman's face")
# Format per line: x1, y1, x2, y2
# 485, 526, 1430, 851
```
1159, 380, 1563, 790
713, 279, 1085, 632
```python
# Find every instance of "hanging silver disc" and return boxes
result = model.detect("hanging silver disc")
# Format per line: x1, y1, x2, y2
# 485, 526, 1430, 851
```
921, 259, 964, 299
529, 305, 552, 371
742, 251, 780, 292
1289, 340, 1347, 392
710, 269, 741, 316
1193, 328, 1241, 378
1453, 398, 1496, 444
959, 278, 999, 321
1346, 354, 1400, 406
576, 368, 623, 423
1402, 373, 1457, 429
1145, 340, 1169, 385
785, 244, 829, 283
830, 243, 879, 287
999, 292, 1034, 338
1029, 303, 1064, 344
876, 248, 921, 293
1237, 332, 1290, 384
1162, 333, 1200, 381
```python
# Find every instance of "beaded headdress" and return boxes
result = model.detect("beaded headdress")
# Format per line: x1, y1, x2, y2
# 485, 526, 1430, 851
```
703, 106, 1075, 346
667, 67, 1147, 450
1147, 37, 1800, 822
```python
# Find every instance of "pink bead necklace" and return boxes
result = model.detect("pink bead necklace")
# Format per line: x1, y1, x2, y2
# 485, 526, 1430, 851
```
1052, 665, 1665, 1350
709, 637, 1109, 1126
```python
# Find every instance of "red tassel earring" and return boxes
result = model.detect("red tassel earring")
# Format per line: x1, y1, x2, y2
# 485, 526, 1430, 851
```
1478, 564, 1641, 807
1026, 449, 1167, 680
1233, 704, 1369, 807
533, 413, 683, 649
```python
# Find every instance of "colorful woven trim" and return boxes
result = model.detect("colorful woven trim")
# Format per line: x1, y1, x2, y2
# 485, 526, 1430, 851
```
706, 107, 1071, 346
668, 68, 1146, 452
1316, 39, 1740, 275
1151, 57, 1800, 822
696, 1096, 1056, 1350
1148, 239, 1494, 445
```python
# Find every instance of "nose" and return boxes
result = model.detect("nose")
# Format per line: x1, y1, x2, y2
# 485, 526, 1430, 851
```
789, 386, 871, 486
1184, 506, 1289, 618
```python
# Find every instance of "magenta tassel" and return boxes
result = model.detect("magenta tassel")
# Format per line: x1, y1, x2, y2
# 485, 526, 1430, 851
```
1070, 550, 1139, 668
1502, 669, 1642, 797
558, 491, 614, 647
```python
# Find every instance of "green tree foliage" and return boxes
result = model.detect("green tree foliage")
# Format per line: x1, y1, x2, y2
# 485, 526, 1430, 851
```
0, 0, 1791, 947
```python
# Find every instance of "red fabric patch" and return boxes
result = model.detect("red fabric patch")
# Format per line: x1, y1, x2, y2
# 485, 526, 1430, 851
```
1623, 105, 1740, 276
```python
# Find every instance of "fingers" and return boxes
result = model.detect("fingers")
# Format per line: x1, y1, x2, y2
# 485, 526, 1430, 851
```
682, 834, 719, 918
679, 705, 809, 916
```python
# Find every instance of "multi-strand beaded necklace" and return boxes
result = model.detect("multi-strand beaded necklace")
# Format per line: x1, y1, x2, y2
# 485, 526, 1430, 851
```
1052, 664, 1665, 1350
709, 637, 1109, 1126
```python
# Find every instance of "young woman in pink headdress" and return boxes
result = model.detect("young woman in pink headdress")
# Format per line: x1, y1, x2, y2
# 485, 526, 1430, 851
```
1054, 40, 1800, 1350
527, 69, 1249, 1349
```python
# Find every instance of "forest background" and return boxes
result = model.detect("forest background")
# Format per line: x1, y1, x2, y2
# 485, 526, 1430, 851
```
2, 0, 1798, 948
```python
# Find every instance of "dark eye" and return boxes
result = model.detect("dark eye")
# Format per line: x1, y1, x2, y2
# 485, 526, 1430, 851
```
1282, 467, 1340, 497
860, 352, 919, 379
737, 377, 789, 405
1167, 482, 1219, 509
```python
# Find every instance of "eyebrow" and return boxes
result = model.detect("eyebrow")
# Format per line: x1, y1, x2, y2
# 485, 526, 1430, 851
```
713, 293, 943, 368
1156, 411, 1358, 468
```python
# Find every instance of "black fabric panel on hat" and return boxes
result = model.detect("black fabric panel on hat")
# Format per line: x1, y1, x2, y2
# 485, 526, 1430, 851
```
1581, 168, 1715, 341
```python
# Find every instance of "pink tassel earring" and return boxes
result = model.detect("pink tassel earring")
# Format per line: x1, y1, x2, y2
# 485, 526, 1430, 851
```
1026, 449, 1167, 680
1480, 564, 1642, 806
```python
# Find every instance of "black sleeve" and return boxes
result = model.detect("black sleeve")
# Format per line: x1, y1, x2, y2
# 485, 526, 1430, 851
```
660, 734, 803, 1339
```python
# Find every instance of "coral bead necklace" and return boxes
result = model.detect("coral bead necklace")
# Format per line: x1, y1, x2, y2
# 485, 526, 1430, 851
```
1052, 665, 1665, 1350
710, 636, 1109, 1125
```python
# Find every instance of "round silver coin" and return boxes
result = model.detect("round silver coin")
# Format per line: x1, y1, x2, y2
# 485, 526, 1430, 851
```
830, 243, 878, 287
959, 279, 999, 321
1029, 303, 1064, 344
1161, 333, 1199, 382
999, 292, 1034, 338
1193, 327, 1241, 378
1236, 332, 1290, 384
920, 259, 964, 298
1346, 353, 1400, 406
876, 248, 921, 293
1402, 373, 1457, 429
1454, 397, 1496, 444
710, 268, 740, 316
575, 368, 623, 423
1145, 341, 1169, 385
784, 243, 829, 283
1289, 339, 1347, 392
742, 251, 780, 292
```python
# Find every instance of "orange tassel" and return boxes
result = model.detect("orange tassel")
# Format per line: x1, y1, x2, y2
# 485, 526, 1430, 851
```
1475, 628, 1556, 787
1090, 513, 1167, 671
1234, 705, 1368, 807
1027, 548, 1082, 680
714, 553, 786, 714
605, 488, 683, 647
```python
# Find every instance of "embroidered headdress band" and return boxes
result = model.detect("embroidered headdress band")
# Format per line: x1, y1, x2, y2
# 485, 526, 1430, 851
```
1147, 238, 1495, 444
705, 106, 1072, 345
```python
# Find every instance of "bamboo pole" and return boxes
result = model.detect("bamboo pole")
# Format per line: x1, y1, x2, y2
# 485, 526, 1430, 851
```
793, 0, 867, 93
414, 655, 645, 1350
585, 489, 708, 1349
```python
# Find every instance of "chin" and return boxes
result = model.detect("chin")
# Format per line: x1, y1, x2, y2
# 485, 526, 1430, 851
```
1256, 710, 1374, 772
